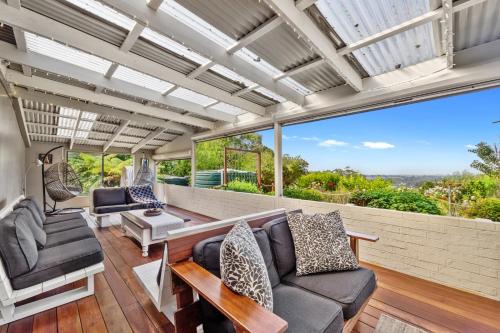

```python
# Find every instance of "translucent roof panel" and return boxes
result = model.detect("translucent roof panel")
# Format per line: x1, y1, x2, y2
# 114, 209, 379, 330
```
113, 65, 175, 93
211, 64, 255, 87
141, 27, 210, 65
316, 0, 438, 76
63, 0, 136, 30
169, 87, 217, 106
25, 33, 112, 74
56, 107, 79, 137
78, 120, 94, 131
255, 87, 286, 103
81, 111, 98, 121
210, 103, 246, 116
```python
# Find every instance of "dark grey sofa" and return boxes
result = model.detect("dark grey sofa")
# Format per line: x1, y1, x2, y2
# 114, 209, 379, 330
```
192, 216, 376, 333
0, 198, 104, 290
92, 187, 148, 214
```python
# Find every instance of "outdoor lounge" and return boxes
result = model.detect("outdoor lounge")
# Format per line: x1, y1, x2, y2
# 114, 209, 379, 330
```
1, 0, 500, 332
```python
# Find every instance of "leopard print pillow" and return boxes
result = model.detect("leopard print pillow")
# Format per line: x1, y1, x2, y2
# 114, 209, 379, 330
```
220, 220, 273, 310
287, 210, 358, 276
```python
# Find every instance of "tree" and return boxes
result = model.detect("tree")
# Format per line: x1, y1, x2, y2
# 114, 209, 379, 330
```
282, 154, 309, 187
469, 142, 500, 178
158, 159, 191, 177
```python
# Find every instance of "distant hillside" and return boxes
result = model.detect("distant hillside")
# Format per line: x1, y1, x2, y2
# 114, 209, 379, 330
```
365, 175, 446, 188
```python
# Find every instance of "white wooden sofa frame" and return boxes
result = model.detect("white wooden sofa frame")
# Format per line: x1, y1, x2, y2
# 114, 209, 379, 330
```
0, 196, 104, 325
133, 208, 379, 333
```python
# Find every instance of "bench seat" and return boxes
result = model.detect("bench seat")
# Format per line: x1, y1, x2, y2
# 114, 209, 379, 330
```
43, 218, 88, 234
45, 212, 85, 224
44, 226, 96, 248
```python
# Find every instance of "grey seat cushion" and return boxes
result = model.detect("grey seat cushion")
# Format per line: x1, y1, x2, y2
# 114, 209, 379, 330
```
0, 211, 39, 278
127, 203, 148, 210
202, 284, 343, 333
262, 216, 296, 278
11, 238, 104, 290
43, 218, 88, 234
15, 199, 44, 228
282, 267, 376, 319
45, 226, 96, 248
93, 187, 127, 208
94, 204, 130, 214
15, 208, 47, 248
45, 212, 83, 224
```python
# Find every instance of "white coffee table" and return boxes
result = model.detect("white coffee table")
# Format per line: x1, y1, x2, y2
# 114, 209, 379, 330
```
120, 210, 186, 257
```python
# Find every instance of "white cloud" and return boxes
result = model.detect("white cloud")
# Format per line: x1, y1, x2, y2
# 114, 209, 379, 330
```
318, 139, 348, 147
301, 136, 320, 142
362, 141, 395, 149
282, 135, 297, 140
465, 144, 475, 149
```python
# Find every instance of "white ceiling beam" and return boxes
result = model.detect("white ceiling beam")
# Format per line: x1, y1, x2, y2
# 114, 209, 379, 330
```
69, 110, 82, 150
204, 101, 219, 109
232, 84, 260, 97
295, 0, 317, 11
103, 120, 130, 152
131, 127, 164, 153
265, 0, 363, 92
274, 58, 326, 80
15, 88, 192, 134
161, 85, 177, 96
226, 17, 283, 54
99, 0, 304, 106
11, 27, 32, 77
6, 69, 216, 129
186, 61, 215, 79
120, 22, 145, 52
0, 3, 265, 115
14, 97, 31, 147
147, 0, 164, 11
337, 0, 486, 56
6, 0, 20, 9
104, 63, 119, 79
442, 0, 454, 68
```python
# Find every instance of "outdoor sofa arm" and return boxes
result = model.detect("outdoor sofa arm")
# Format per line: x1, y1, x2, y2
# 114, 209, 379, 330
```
170, 260, 288, 333
346, 230, 379, 259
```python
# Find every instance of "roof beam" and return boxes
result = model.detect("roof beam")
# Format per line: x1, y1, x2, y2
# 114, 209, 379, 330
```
69, 110, 82, 150
6, 0, 20, 9
14, 97, 31, 147
131, 127, 164, 153
0, 3, 265, 115
226, 17, 283, 54
232, 84, 260, 97
5, 69, 216, 129
147, 0, 164, 11
442, 0, 454, 68
0, 42, 236, 122
161, 85, 177, 96
265, 0, 363, 92
186, 61, 215, 79
15, 89, 192, 134
120, 22, 145, 52
104, 63, 119, 79
99, 0, 304, 106
295, 0, 317, 11
11, 28, 32, 76
274, 58, 326, 80
103, 120, 130, 152
337, 0, 486, 56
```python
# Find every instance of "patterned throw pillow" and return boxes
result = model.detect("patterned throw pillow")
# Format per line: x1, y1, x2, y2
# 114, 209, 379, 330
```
287, 211, 358, 276
220, 220, 273, 310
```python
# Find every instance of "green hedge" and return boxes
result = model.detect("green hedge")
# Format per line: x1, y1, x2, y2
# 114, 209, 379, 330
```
226, 180, 260, 194
463, 198, 500, 222
350, 189, 442, 215
284, 187, 324, 201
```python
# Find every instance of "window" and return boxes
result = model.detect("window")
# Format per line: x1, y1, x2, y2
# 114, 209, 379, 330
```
157, 159, 191, 186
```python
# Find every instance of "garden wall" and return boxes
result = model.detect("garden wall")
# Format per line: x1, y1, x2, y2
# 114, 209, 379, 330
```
157, 184, 500, 301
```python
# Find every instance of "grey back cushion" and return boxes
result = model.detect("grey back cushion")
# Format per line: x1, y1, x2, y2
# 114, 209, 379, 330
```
262, 216, 296, 278
15, 208, 47, 249
15, 199, 44, 228
93, 187, 126, 207
0, 211, 39, 278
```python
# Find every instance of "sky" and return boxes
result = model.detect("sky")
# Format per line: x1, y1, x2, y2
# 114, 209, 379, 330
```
259, 87, 500, 175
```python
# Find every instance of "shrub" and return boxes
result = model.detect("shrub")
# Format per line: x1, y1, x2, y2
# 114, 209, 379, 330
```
350, 189, 442, 215
226, 180, 260, 194
296, 172, 342, 191
460, 175, 498, 199
284, 187, 324, 201
339, 174, 392, 192
463, 198, 500, 222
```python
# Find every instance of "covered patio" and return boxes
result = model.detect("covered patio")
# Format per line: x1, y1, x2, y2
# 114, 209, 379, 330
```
0, 0, 499, 332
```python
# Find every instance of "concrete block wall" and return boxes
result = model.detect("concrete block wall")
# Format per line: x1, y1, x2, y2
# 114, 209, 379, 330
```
160, 184, 500, 301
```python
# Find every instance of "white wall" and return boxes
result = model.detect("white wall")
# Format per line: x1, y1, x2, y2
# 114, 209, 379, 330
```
0, 87, 25, 211
159, 184, 500, 301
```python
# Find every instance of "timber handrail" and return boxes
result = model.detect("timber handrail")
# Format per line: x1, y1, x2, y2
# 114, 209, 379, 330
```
170, 260, 288, 333
346, 230, 379, 260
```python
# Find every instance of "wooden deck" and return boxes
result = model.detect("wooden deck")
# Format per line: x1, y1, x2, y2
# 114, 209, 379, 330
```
2, 205, 499, 333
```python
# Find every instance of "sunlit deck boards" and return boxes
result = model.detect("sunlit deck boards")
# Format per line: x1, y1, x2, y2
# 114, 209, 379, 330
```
1, 206, 499, 333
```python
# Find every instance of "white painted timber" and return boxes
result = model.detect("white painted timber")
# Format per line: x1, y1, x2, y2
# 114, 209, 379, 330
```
103, 120, 130, 152
442, 0, 454, 68
120, 22, 145, 52
99, 0, 305, 106
69, 110, 82, 150
295, 0, 317, 11
6, 0, 20, 9
147, 0, 164, 11
161, 85, 177, 96
186, 61, 215, 79
273, 122, 283, 197
104, 63, 119, 79
232, 84, 260, 97
6, 69, 216, 129
131, 127, 165, 153
265, 0, 362, 92
13, 97, 31, 147
0, 3, 264, 115
226, 17, 283, 54
274, 58, 326, 80
11, 27, 31, 76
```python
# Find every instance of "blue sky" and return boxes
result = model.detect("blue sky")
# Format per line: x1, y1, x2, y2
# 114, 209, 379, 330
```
260, 87, 499, 175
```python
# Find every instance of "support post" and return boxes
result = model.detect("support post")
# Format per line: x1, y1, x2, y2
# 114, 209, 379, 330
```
274, 122, 283, 197
191, 141, 196, 188
223, 147, 228, 186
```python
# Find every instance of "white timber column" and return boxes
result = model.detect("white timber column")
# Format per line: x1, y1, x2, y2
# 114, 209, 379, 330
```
191, 140, 196, 188
274, 122, 283, 197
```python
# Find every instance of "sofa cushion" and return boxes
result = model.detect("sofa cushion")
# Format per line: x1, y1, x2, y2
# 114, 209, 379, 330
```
15, 208, 47, 249
45, 212, 83, 224
45, 226, 96, 248
282, 267, 376, 319
43, 218, 87, 234
11, 238, 104, 290
94, 204, 130, 214
127, 203, 148, 210
15, 199, 44, 228
287, 211, 358, 276
262, 216, 296, 278
220, 221, 273, 310
201, 284, 343, 333
0, 211, 39, 278
25, 196, 45, 220
93, 187, 126, 207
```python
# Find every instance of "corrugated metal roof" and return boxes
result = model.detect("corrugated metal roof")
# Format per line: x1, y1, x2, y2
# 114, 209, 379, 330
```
0, 24, 16, 45
241, 91, 277, 107
315, 0, 438, 76
291, 62, 345, 92
454, 0, 500, 52
196, 70, 244, 94
32, 68, 97, 90
22, 0, 128, 47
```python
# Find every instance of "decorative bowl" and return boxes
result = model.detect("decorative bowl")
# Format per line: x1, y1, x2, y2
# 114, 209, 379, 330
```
143, 208, 162, 217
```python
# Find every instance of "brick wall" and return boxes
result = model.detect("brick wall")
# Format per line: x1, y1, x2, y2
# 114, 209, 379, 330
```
159, 184, 500, 301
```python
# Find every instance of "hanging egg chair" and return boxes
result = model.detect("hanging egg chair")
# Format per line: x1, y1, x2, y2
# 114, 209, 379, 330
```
134, 158, 154, 186
44, 161, 83, 202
